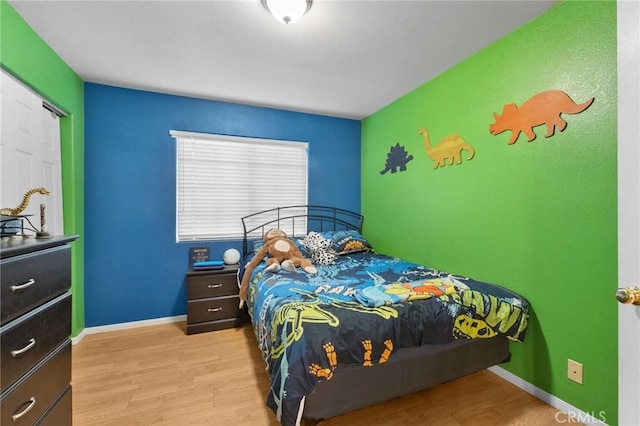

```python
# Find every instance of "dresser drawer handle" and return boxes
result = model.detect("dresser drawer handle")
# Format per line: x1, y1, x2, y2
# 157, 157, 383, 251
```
12, 397, 36, 421
208, 283, 223, 289
11, 338, 36, 357
10, 279, 35, 292
208, 307, 222, 312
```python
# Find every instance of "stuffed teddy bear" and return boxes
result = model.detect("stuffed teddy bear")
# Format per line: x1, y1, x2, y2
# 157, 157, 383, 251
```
239, 228, 317, 307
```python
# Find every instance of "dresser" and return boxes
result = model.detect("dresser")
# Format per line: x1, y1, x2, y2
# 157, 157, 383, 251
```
1, 236, 77, 425
186, 265, 245, 335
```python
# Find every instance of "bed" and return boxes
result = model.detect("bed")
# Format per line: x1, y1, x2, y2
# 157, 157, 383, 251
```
240, 205, 530, 426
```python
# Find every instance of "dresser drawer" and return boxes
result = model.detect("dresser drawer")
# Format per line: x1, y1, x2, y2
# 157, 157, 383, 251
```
1, 245, 71, 325
187, 295, 242, 323
1, 293, 71, 392
187, 272, 238, 299
1, 340, 71, 425
35, 385, 71, 426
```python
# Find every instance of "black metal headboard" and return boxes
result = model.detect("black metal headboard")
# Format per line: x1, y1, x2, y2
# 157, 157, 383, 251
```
241, 205, 364, 257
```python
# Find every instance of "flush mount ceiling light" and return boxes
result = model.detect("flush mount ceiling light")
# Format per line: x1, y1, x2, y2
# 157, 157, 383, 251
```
261, 0, 313, 24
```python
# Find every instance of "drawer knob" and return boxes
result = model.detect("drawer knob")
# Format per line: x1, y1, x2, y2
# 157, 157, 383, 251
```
11, 338, 36, 357
208, 307, 222, 312
208, 283, 223, 288
12, 397, 36, 421
10, 278, 35, 292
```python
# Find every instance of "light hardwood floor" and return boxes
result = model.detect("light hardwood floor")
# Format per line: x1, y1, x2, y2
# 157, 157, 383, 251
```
72, 322, 579, 425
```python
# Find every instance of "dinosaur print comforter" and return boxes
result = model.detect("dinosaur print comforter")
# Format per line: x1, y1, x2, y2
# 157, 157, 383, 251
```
245, 252, 530, 426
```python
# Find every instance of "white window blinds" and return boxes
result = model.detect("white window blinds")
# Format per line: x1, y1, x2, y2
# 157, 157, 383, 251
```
171, 130, 308, 241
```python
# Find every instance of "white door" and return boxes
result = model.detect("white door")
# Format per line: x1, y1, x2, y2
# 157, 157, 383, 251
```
617, 1, 640, 425
0, 69, 63, 235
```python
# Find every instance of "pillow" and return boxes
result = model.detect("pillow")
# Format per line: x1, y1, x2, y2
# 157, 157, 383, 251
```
326, 230, 373, 255
251, 230, 372, 256
252, 239, 264, 253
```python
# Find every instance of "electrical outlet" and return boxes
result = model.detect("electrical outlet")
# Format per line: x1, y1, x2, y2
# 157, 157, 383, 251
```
568, 359, 583, 384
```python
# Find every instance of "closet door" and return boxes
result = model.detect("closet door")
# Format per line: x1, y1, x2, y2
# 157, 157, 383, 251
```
0, 69, 63, 235
40, 101, 64, 235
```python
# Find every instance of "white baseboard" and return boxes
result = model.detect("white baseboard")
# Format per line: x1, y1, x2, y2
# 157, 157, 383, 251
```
488, 366, 608, 426
71, 315, 187, 345
71, 328, 88, 345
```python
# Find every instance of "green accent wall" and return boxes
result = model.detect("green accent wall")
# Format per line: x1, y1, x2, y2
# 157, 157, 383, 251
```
1, 0, 85, 336
362, 1, 617, 423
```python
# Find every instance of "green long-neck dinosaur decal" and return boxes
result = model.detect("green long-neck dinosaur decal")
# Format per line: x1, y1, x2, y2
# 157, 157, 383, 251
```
420, 128, 475, 169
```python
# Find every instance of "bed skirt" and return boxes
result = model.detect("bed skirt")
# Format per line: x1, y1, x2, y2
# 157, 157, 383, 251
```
302, 337, 511, 421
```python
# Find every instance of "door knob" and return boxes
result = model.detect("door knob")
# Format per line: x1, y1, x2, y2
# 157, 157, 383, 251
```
615, 287, 640, 305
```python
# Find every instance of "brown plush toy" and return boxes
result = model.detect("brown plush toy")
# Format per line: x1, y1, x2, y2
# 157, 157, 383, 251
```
239, 228, 317, 307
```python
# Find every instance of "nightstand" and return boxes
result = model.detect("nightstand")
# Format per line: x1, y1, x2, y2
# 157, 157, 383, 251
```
185, 265, 244, 335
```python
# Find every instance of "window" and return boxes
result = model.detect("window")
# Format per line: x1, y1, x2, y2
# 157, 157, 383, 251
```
171, 130, 308, 241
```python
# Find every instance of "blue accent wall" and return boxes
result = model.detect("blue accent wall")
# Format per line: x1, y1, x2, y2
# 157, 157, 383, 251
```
84, 83, 361, 326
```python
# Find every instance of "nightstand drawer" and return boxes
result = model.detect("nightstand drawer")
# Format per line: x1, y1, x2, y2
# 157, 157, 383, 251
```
0, 293, 71, 392
187, 296, 242, 323
0, 340, 71, 425
187, 272, 238, 299
1, 245, 71, 325
187, 317, 245, 335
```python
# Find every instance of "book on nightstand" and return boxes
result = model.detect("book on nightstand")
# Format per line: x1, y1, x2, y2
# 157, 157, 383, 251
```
192, 260, 225, 271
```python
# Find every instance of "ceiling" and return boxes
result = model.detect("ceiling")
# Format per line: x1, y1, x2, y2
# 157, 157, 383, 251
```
8, 0, 554, 120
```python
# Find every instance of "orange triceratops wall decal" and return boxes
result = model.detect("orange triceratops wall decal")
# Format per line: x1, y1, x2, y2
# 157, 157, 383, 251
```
489, 90, 594, 145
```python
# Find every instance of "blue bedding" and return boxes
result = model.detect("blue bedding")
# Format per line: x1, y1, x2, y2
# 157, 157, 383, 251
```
246, 252, 530, 425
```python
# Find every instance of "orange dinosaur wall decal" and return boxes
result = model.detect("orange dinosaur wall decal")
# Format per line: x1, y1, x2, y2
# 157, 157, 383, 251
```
419, 128, 475, 169
489, 90, 594, 145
